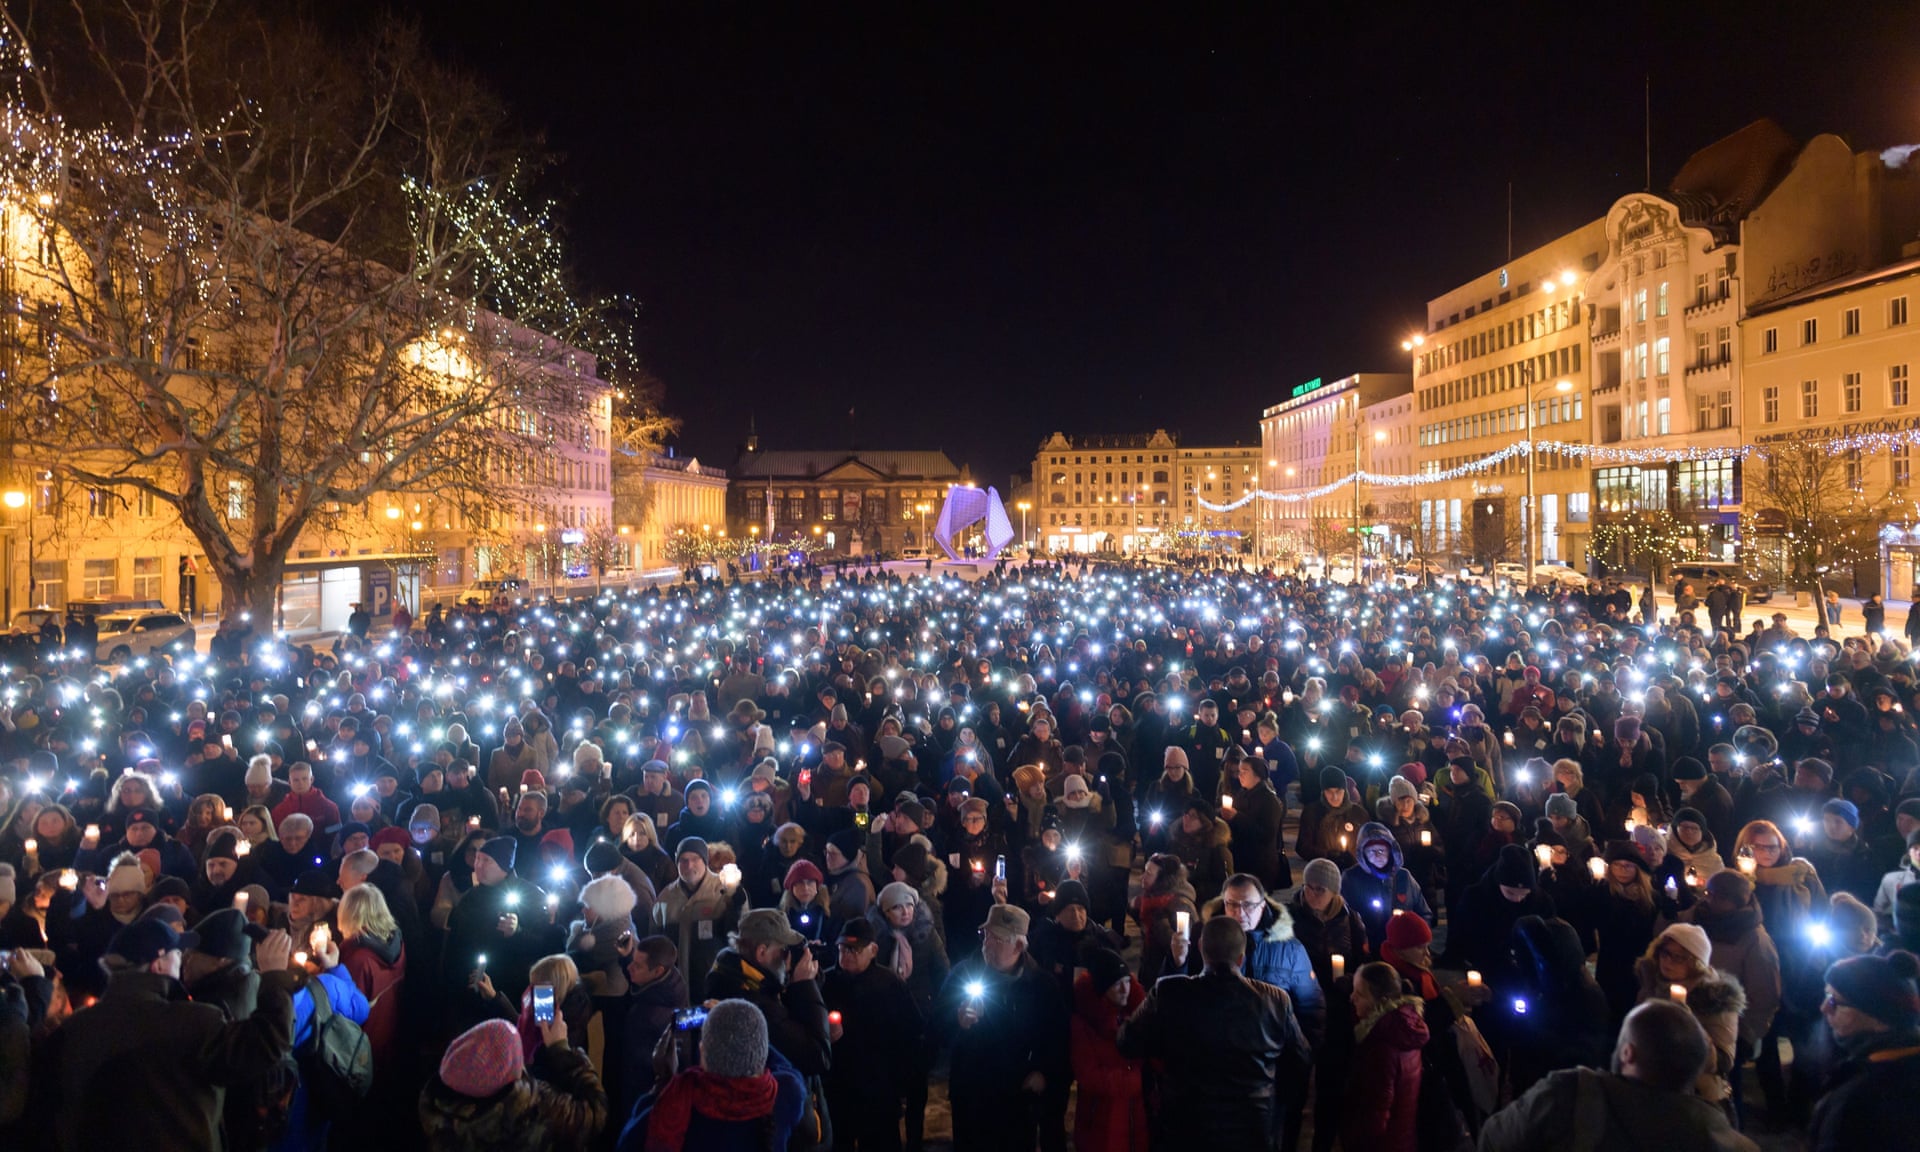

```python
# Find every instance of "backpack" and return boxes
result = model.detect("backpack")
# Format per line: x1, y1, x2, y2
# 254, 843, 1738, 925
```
298, 976, 374, 1115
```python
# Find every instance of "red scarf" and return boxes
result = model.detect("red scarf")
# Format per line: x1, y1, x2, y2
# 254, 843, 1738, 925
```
645, 1068, 779, 1152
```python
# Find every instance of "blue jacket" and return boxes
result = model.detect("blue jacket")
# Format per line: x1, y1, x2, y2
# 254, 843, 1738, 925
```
271, 967, 370, 1152
616, 1045, 808, 1152
1200, 893, 1326, 1042
1341, 822, 1435, 950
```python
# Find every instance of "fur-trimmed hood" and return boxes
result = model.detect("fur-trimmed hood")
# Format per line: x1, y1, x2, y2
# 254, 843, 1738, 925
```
1633, 957, 1747, 1019
1199, 892, 1296, 945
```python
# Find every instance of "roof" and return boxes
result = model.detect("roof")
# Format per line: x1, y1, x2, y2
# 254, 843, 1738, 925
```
1746, 252, 1920, 315
734, 450, 961, 481
1667, 119, 1802, 242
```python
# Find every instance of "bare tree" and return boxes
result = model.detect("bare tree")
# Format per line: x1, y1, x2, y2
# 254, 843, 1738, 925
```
1744, 441, 1888, 595
0, 2, 646, 619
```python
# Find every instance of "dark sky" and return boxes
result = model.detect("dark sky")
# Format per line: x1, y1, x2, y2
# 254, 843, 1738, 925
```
380, 1, 1920, 488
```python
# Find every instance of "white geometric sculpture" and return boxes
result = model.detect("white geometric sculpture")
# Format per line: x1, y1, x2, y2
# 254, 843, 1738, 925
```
932, 485, 1016, 561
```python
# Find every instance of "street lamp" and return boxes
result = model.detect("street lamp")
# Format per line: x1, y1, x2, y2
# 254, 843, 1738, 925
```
1, 488, 22, 624
1523, 377, 1576, 582
915, 501, 931, 549
1015, 500, 1031, 550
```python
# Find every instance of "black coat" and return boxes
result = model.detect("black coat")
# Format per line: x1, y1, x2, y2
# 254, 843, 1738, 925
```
1810, 1030, 1920, 1152
34, 968, 298, 1152
821, 962, 923, 1100
704, 948, 833, 1078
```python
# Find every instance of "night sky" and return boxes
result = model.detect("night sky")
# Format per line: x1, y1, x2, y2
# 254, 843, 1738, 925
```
377, 1, 1920, 488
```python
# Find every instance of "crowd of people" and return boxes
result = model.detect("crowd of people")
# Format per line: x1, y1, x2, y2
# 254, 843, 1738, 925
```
0, 558, 1916, 1152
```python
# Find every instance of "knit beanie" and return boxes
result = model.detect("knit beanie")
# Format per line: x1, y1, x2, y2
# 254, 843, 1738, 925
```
583, 840, 623, 876
1083, 947, 1128, 993
675, 837, 710, 865
1657, 923, 1713, 968
1319, 765, 1347, 793
1494, 843, 1536, 889
1051, 878, 1090, 912
1544, 793, 1577, 820
519, 768, 547, 793
783, 859, 824, 891
204, 832, 239, 862
580, 874, 638, 923
1302, 857, 1341, 891
1387, 776, 1417, 803
826, 827, 865, 863
1825, 951, 1920, 1029
701, 999, 771, 1078
370, 826, 411, 853
440, 1019, 525, 1097
1824, 798, 1861, 829
1671, 757, 1707, 781
1384, 910, 1433, 950
106, 852, 149, 896
244, 756, 272, 788
878, 881, 919, 912
1630, 824, 1667, 856
478, 837, 517, 872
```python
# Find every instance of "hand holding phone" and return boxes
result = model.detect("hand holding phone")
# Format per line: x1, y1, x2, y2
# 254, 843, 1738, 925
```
532, 982, 556, 1025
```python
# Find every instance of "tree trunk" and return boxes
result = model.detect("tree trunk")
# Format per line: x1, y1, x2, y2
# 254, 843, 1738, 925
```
214, 556, 284, 630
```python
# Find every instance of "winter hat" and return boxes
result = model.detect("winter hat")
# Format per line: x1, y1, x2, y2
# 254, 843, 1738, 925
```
244, 757, 272, 788
518, 768, 547, 794
891, 840, 933, 886
1830, 892, 1876, 940
192, 908, 269, 964
1531, 818, 1565, 848
983, 903, 1031, 941
106, 852, 149, 896
370, 826, 411, 853
1614, 716, 1642, 743
1823, 798, 1861, 829
440, 1019, 525, 1098
1494, 843, 1537, 889
137, 849, 164, 880
826, 827, 865, 863
1733, 724, 1778, 762
1656, 923, 1713, 968
541, 828, 575, 860
583, 841, 622, 876
149, 875, 194, 908
1319, 766, 1347, 792
1083, 947, 1129, 993
774, 822, 806, 852
675, 837, 710, 864
107, 916, 199, 965
701, 999, 771, 1079
1492, 801, 1522, 824
1630, 824, 1667, 856
1387, 776, 1417, 803
1825, 951, 1920, 1029
1672, 807, 1708, 833
1671, 757, 1707, 781
783, 859, 825, 891
580, 874, 638, 922
1703, 869, 1753, 905
1602, 841, 1644, 870
1384, 911, 1433, 951
0, 863, 13, 906
204, 832, 239, 862
1051, 879, 1090, 912
877, 734, 912, 761
878, 881, 919, 912
893, 795, 928, 827
1061, 774, 1090, 800
478, 837, 517, 872
1302, 858, 1341, 891
1544, 793, 1578, 820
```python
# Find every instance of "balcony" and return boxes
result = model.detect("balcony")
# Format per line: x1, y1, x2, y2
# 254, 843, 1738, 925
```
1684, 290, 1733, 320
1683, 357, 1732, 384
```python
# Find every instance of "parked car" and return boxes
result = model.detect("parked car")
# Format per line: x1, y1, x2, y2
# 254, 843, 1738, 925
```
9, 608, 61, 636
1531, 563, 1589, 589
62, 596, 166, 626
93, 610, 195, 663
1492, 562, 1529, 584
1668, 562, 1773, 604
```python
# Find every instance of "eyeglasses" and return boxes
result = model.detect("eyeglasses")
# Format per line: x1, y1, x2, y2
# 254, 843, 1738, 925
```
1225, 899, 1265, 911
1823, 991, 1852, 1013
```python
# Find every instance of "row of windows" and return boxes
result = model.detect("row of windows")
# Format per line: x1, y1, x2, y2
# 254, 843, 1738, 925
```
1418, 345, 1582, 411
1048, 510, 1173, 527
1759, 365, 1911, 422
1414, 299, 1579, 375
1050, 469, 1171, 486
1043, 453, 1172, 466
1761, 297, 1909, 353
1419, 393, 1585, 447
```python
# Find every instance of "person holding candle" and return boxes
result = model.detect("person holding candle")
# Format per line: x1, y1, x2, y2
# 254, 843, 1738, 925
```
820, 916, 922, 1152
1447, 844, 1556, 986
1591, 842, 1662, 1022
1339, 822, 1434, 952
1634, 922, 1746, 1105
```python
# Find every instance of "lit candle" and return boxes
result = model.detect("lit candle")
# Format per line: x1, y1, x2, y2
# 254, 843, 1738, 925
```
1331, 953, 1346, 978
1420, 830, 1432, 847
1670, 983, 1688, 1005
1467, 970, 1483, 988
1737, 855, 1757, 875
1221, 795, 1234, 810
23, 838, 36, 856
1534, 845, 1552, 869
294, 951, 309, 967
1175, 910, 1191, 938
1587, 857, 1606, 880
1685, 867, 1700, 887
235, 838, 251, 857
1502, 731, 1514, 746
82, 824, 100, 846
233, 892, 249, 912
1339, 835, 1348, 850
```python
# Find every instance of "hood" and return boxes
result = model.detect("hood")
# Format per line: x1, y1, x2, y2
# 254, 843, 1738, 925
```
1200, 893, 1296, 944
867, 893, 939, 942
1355, 821, 1403, 873
1515, 913, 1588, 987
1374, 796, 1431, 826
420, 1076, 541, 1144
1072, 968, 1146, 1031
349, 927, 404, 967
1356, 995, 1430, 1049
921, 854, 949, 899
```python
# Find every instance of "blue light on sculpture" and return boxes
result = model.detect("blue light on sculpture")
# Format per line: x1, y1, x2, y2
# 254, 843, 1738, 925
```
932, 485, 1016, 561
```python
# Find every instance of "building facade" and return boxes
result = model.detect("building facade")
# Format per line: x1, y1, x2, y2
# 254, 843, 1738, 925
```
1031, 431, 1257, 554
1409, 220, 1607, 572
1256, 373, 1411, 569
615, 452, 729, 571
729, 443, 966, 555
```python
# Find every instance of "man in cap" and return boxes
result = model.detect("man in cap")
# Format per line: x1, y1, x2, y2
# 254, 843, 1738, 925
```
38, 916, 299, 1152
821, 916, 924, 1152
705, 907, 832, 1081
939, 902, 1069, 1152
441, 836, 555, 1024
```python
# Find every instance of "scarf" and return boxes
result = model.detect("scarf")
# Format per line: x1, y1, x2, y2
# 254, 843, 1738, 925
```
890, 929, 914, 982
644, 1067, 779, 1152
1755, 861, 1815, 912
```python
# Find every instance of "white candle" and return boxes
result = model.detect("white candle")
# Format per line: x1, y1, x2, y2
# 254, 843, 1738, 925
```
1221, 795, 1234, 810
1467, 970, 1483, 988
1670, 983, 1688, 1005
233, 892, 249, 912
1535, 845, 1552, 869
1420, 830, 1432, 847
1175, 910, 1191, 938
1331, 953, 1345, 978
23, 838, 36, 855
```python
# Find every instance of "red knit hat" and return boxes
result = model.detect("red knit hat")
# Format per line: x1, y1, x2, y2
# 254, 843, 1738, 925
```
369, 826, 411, 852
440, 1019, 523, 1097
541, 828, 575, 860
1383, 911, 1433, 951
519, 768, 548, 792
784, 858, 824, 891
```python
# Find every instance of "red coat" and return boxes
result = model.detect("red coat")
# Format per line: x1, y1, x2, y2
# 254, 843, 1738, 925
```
338, 932, 406, 1072
272, 787, 342, 832
1069, 972, 1149, 1152
1343, 997, 1429, 1152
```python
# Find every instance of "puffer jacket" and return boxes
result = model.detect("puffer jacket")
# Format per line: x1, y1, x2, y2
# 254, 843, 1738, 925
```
866, 898, 951, 1020
1685, 899, 1782, 1048
1340, 822, 1435, 950
1201, 892, 1326, 1041
1633, 956, 1747, 1101
419, 1041, 607, 1152
1343, 994, 1429, 1152
1069, 971, 1149, 1152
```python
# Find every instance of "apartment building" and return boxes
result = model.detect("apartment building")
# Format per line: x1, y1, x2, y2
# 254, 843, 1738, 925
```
1256, 372, 1411, 567
1031, 430, 1257, 554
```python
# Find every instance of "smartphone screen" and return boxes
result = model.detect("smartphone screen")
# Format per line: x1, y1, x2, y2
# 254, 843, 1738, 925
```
532, 982, 555, 1025
673, 1006, 708, 1032
994, 855, 1007, 882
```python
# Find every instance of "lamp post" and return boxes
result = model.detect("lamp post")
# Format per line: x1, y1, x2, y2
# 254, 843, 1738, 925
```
1015, 500, 1031, 552
1350, 399, 1362, 584
1, 488, 22, 624
915, 501, 931, 551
